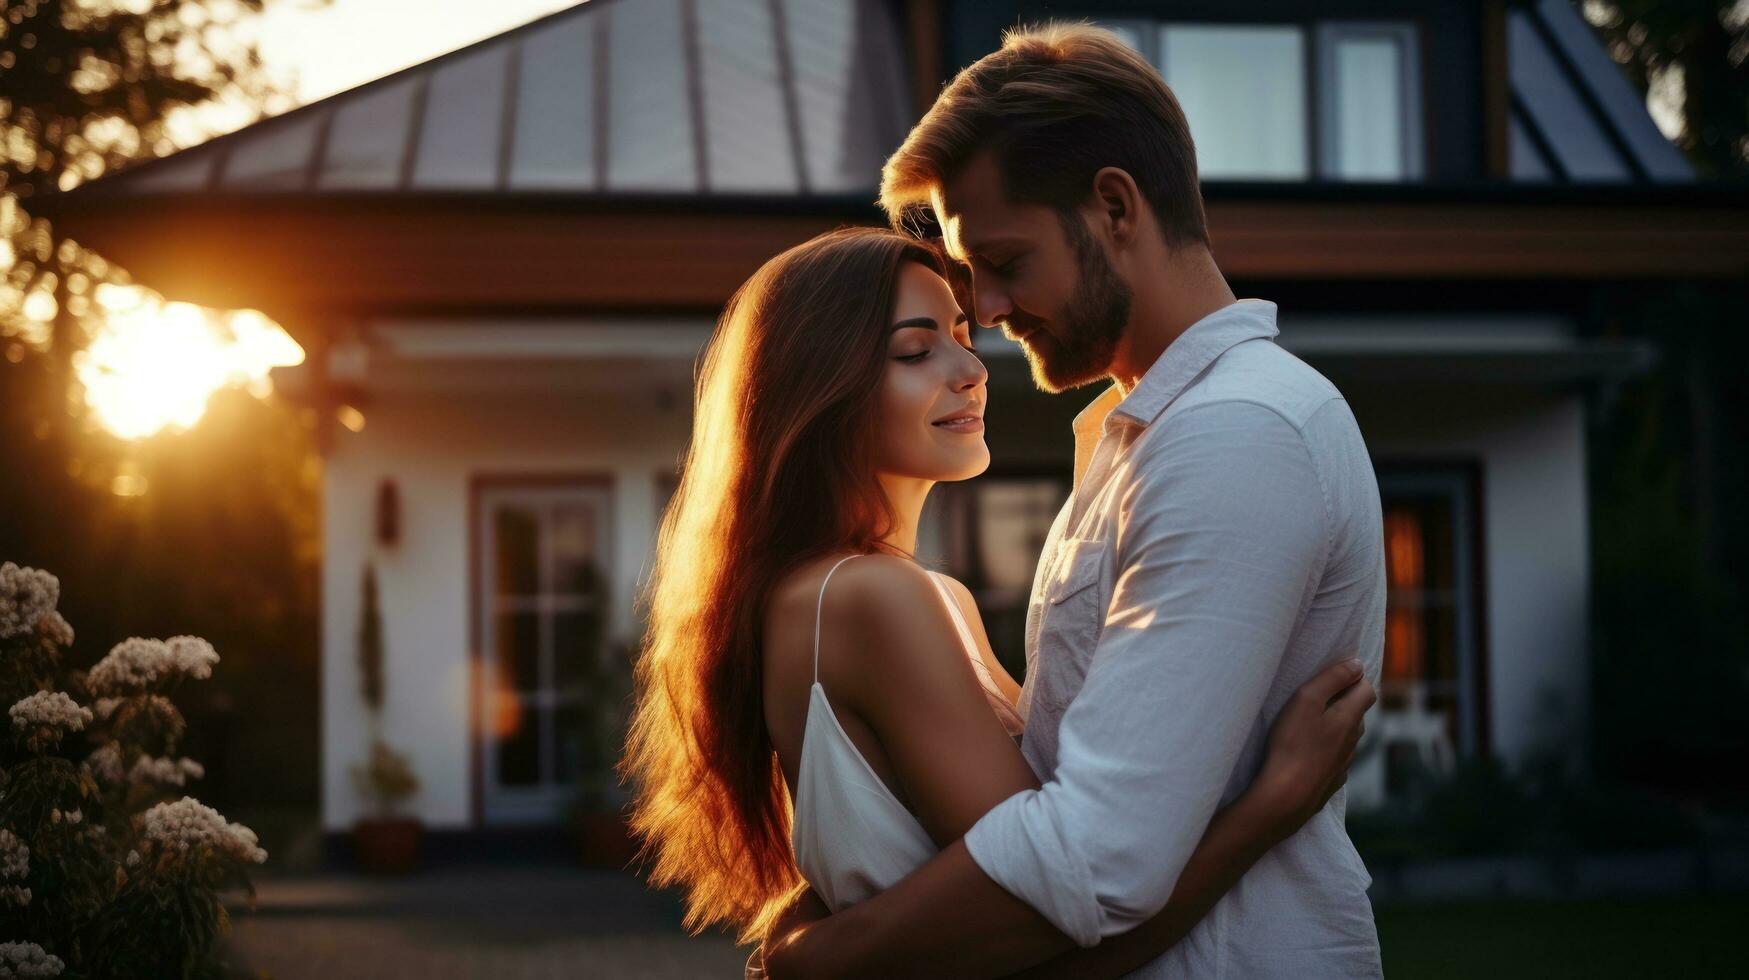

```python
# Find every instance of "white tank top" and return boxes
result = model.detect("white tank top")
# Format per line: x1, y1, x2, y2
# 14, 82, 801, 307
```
790, 555, 1025, 912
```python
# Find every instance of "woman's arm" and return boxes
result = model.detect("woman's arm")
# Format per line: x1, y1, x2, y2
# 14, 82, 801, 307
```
1003, 661, 1376, 980
826, 556, 1041, 845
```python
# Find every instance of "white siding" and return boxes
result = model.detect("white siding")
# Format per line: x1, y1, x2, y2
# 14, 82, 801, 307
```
1361, 390, 1591, 765
321, 383, 690, 831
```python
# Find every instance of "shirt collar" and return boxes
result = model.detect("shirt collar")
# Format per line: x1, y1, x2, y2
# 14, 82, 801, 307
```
1069, 300, 1279, 481
1072, 299, 1280, 439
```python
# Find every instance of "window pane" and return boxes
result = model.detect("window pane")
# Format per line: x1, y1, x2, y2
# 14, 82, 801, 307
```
496, 610, 541, 693
1333, 36, 1405, 180
1161, 25, 1307, 180
496, 701, 540, 786
1381, 502, 1460, 729
553, 609, 604, 692
512, 13, 596, 189
493, 505, 540, 597
551, 503, 605, 596
411, 44, 507, 189
318, 77, 418, 189
553, 701, 591, 784
1102, 22, 1149, 59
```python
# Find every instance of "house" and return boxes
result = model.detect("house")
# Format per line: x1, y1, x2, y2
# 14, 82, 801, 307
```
32, 0, 1749, 846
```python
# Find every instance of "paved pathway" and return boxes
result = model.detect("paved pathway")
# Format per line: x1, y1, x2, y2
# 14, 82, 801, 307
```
216, 865, 748, 979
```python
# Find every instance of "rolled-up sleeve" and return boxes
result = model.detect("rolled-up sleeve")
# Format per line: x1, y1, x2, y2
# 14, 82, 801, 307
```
962, 399, 1334, 946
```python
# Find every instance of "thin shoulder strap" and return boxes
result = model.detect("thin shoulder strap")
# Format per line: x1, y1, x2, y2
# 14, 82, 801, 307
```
813, 555, 862, 684
924, 570, 980, 656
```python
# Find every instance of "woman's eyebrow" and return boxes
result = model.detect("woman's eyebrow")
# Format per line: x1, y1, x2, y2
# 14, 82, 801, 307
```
889, 313, 970, 334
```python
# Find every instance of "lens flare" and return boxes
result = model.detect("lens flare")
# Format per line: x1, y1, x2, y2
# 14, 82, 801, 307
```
75, 289, 304, 440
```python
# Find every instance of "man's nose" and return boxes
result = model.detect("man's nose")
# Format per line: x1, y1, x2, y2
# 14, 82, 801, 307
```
973, 277, 1012, 329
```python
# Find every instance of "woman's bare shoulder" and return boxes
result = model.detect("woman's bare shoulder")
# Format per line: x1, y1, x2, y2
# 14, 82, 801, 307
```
765, 555, 930, 649
821, 554, 954, 634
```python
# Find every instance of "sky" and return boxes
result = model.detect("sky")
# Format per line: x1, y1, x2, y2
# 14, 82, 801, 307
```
255, 0, 581, 105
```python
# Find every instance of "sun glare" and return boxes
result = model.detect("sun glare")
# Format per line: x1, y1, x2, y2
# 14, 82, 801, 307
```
74, 286, 304, 441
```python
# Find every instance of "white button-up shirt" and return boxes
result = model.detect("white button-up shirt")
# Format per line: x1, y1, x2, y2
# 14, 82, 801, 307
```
963, 300, 1386, 978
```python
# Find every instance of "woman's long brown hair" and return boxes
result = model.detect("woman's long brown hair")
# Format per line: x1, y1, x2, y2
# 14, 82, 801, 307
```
621, 227, 949, 942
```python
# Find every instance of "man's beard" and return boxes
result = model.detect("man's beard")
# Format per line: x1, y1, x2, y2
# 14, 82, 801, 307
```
1013, 214, 1132, 394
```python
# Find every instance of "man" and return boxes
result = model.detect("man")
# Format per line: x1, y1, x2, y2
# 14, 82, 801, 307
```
767, 23, 1386, 978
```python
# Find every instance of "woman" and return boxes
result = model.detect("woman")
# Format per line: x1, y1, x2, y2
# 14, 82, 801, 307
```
621, 227, 1370, 976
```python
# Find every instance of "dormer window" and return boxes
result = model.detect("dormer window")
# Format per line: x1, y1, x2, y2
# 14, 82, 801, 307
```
1106, 20, 1424, 182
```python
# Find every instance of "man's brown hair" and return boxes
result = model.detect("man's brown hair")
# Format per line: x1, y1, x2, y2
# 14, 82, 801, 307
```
881, 22, 1208, 248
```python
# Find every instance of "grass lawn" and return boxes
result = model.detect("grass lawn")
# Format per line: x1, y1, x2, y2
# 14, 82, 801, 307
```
1376, 896, 1747, 978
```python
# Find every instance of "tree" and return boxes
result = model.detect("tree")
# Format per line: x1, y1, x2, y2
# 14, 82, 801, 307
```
0, 0, 329, 842
1585, 0, 1749, 177
1579, 3, 1749, 803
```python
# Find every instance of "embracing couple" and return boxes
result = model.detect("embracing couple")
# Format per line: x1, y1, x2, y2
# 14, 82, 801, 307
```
623, 23, 1385, 979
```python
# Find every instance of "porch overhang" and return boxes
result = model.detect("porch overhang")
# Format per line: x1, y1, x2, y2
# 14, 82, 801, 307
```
28, 186, 1749, 347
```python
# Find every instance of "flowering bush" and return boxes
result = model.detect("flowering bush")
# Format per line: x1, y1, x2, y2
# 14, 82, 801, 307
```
0, 561, 265, 979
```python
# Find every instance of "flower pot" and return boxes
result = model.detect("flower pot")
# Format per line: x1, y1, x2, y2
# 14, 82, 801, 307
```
352, 815, 422, 874
573, 811, 637, 869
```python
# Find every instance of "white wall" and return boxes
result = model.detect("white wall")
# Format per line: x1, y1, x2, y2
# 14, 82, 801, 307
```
1358, 387, 1591, 765
321, 385, 692, 831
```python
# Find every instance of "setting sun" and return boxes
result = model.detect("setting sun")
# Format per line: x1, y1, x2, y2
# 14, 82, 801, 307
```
74, 285, 304, 441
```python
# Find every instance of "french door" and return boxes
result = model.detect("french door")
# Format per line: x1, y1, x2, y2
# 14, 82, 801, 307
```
477, 480, 613, 825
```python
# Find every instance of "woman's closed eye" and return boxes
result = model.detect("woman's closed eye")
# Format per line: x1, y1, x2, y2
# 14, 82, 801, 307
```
895, 339, 978, 363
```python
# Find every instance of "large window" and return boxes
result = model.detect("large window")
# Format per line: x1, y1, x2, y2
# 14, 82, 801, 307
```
476, 480, 614, 825
1352, 467, 1483, 809
917, 473, 1071, 678
1104, 19, 1423, 182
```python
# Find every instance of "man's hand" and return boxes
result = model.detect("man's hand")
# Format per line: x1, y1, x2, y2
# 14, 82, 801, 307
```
1252, 658, 1376, 840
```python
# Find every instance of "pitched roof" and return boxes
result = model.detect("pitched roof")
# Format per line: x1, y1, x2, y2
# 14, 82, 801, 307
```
47, 0, 911, 202
1508, 0, 1693, 183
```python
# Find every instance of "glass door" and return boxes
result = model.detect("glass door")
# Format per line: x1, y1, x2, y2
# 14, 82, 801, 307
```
478, 481, 613, 825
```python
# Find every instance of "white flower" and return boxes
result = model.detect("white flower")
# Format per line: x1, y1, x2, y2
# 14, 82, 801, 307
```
0, 940, 63, 977
165, 635, 219, 680
127, 754, 205, 787
139, 798, 267, 865
86, 635, 219, 694
91, 697, 119, 721
125, 849, 140, 868
84, 743, 124, 784
8, 692, 92, 735
35, 610, 73, 648
0, 563, 59, 639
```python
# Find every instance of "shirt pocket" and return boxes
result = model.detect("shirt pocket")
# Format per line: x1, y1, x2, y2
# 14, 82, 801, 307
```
1035, 539, 1110, 697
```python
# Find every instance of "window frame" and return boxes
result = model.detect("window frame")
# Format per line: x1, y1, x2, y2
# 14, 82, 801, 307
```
1375, 462, 1488, 759
1316, 21, 1426, 181
1099, 15, 1426, 183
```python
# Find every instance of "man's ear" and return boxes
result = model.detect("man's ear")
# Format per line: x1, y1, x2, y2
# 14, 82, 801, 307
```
1089, 167, 1143, 247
